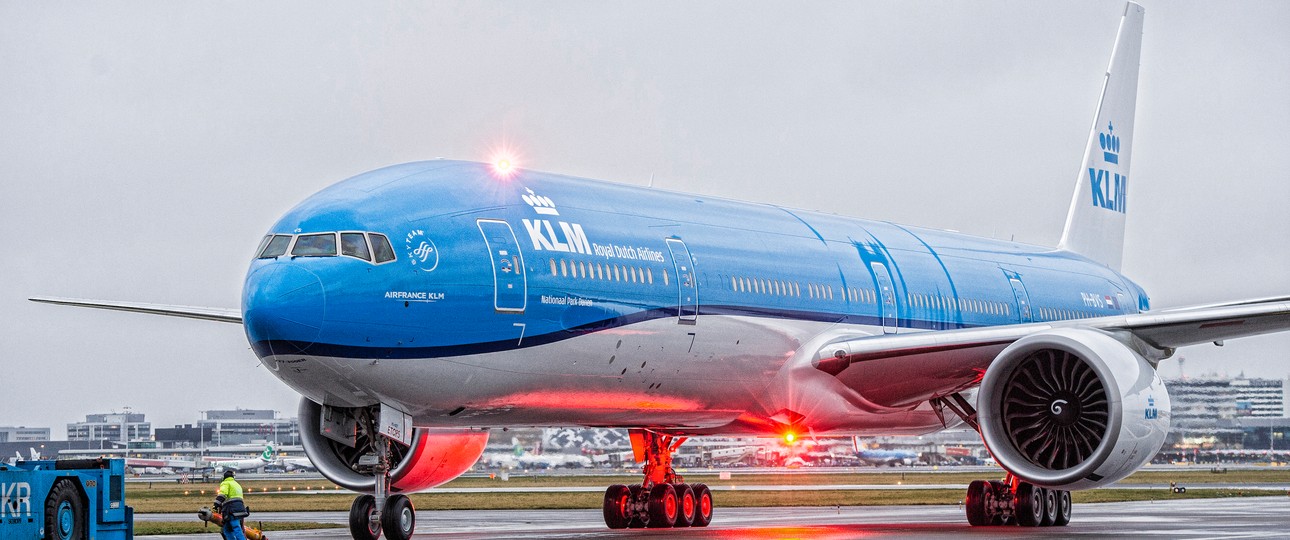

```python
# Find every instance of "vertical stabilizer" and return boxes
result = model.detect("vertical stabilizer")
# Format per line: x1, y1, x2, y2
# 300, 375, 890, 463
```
1057, 2, 1144, 271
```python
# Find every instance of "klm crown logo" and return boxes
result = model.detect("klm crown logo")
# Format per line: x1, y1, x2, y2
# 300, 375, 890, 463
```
522, 188, 559, 216
1088, 120, 1126, 214
1099, 122, 1120, 164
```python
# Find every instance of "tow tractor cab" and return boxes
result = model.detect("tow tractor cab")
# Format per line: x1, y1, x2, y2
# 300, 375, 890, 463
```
0, 458, 133, 540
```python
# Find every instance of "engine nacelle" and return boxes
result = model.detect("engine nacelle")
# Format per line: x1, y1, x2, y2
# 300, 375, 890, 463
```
978, 328, 1170, 491
298, 398, 489, 493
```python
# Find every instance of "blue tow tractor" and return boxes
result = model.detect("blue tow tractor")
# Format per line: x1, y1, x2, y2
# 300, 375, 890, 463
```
0, 457, 134, 539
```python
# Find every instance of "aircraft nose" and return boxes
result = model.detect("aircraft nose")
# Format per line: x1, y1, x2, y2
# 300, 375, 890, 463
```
242, 263, 325, 353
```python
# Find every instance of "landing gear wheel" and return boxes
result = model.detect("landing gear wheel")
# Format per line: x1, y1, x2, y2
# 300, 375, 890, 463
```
349, 494, 382, 540
1039, 487, 1057, 526
673, 483, 696, 527
1052, 490, 1072, 526
647, 483, 678, 528
602, 485, 632, 529
44, 479, 85, 540
965, 480, 992, 526
691, 483, 713, 527
1014, 483, 1044, 527
381, 494, 415, 540
627, 485, 646, 528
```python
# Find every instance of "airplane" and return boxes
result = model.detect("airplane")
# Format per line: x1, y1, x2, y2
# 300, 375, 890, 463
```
7, 447, 41, 466
853, 438, 920, 467
275, 452, 316, 471
204, 443, 276, 472
480, 438, 593, 470
29, 2, 1290, 537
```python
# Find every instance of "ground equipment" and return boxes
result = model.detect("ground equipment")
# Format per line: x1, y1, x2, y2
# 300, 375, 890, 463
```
0, 457, 133, 539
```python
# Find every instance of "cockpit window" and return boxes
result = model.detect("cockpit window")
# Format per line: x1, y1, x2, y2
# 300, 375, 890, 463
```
370, 233, 396, 263
292, 233, 337, 257
258, 235, 293, 259
341, 232, 372, 261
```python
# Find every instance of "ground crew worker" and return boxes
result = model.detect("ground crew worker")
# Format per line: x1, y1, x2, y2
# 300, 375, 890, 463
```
213, 470, 249, 540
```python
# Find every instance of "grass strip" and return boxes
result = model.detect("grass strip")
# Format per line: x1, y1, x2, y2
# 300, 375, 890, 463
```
133, 521, 342, 536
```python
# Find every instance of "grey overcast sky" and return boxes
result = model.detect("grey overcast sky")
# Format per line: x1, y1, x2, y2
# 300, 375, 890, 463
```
2, 1, 1287, 438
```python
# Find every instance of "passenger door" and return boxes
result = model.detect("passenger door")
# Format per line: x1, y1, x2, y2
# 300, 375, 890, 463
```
1007, 276, 1033, 323
871, 262, 898, 334
665, 238, 698, 324
477, 219, 527, 313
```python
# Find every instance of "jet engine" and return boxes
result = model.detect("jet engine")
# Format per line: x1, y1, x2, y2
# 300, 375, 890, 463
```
977, 328, 1170, 491
298, 398, 489, 492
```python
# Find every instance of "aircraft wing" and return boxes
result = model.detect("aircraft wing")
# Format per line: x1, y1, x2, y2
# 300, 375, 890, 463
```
813, 296, 1290, 406
29, 296, 242, 324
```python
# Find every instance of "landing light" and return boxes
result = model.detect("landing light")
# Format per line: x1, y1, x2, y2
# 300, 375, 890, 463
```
783, 432, 797, 445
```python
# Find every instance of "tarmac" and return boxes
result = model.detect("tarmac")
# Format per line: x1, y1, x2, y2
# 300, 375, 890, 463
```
139, 496, 1290, 538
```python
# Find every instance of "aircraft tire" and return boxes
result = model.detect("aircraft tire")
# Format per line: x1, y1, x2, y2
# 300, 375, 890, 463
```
348, 494, 382, 540
691, 483, 713, 527
380, 494, 414, 540
1053, 490, 1072, 526
673, 483, 695, 527
1014, 483, 1044, 527
646, 483, 678, 528
965, 480, 991, 526
1039, 487, 1058, 526
626, 485, 646, 528
602, 485, 632, 529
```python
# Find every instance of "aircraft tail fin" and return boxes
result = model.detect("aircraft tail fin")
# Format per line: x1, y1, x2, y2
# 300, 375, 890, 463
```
1057, 2, 1144, 271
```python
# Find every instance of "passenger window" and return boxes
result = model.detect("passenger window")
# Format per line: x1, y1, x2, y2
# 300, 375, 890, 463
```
292, 233, 337, 257
560, 259, 568, 277
613, 265, 621, 281
550, 259, 558, 276
647, 268, 654, 284
258, 235, 292, 259
662, 269, 669, 286
341, 233, 372, 261
370, 234, 396, 263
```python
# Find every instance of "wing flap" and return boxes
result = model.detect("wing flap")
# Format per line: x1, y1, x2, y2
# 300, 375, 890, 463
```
29, 296, 242, 324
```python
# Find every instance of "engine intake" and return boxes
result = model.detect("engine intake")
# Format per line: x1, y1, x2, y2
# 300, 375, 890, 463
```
298, 398, 489, 493
978, 328, 1169, 490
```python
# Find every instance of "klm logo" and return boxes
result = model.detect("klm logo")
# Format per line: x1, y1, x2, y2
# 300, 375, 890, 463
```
1145, 396, 1159, 420
1089, 122, 1127, 213
519, 187, 592, 254
522, 188, 559, 216
523, 219, 591, 254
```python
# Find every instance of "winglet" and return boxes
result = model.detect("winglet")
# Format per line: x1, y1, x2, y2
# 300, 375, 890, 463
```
1057, 2, 1144, 271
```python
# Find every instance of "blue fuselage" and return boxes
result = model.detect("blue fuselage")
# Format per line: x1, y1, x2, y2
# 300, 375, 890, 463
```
241, 160, 1147, 434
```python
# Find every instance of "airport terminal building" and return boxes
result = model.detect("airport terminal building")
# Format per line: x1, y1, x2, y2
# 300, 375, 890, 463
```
0, 426, 51, 443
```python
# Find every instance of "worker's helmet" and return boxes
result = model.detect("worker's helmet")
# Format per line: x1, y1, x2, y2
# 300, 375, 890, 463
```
223, 470, 235, 480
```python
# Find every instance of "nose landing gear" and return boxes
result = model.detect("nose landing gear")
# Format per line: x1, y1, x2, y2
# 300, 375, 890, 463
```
346, 412, 417, 540
602, 430, 712, 529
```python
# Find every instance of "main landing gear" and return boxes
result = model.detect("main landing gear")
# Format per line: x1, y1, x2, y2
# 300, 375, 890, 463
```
347, 412, 416, 540
603, 430, 713, 529
930, 393, 1073, 528
964, 475, 1072, 527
